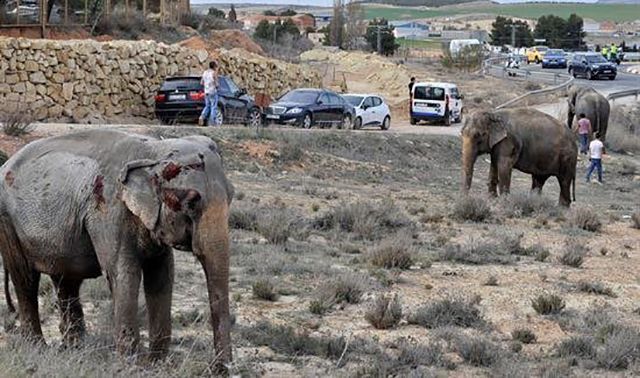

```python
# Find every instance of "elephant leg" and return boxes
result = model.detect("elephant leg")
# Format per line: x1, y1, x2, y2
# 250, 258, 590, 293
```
488, 158, 498, 196
497, 160, 514, 195
12, 269, 43, 341
142, 250, 173, 358
557, 176, 572, 207
53, 276, 86, 346
531, 175, 550, 194
112, 255, 142, 356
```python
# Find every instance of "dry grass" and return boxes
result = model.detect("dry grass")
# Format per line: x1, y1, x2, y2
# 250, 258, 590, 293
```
454, 334, 504, 367
252, 278, 278, 301
532, 294, 566, 315
632, 211, 640, 229
512, 328, 537, 344
1, 108, 34, 137
558, 239, 588, 268
310, 273, 371, 315
408, 297, 485, 329
440, 237, 515, 265
368, 234, 415, 270
569, 207, 602, 232
577, 281, 617, 298
453, 196, 491, 222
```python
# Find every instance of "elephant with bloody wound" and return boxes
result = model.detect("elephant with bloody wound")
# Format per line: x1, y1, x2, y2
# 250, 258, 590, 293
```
461, 108, 577, 207
0, 130, 233, 368
566, 85, 610, 141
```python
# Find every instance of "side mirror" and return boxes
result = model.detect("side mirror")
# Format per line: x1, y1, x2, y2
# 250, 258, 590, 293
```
362, 104, 369, 110
459, 94, 465, 100
238, 88, 247, 95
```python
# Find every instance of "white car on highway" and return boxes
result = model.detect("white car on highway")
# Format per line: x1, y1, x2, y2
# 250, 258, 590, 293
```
343, 94, 391, 130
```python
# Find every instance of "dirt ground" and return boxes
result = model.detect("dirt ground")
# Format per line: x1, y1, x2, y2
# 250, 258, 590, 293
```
0, 120, 638, 376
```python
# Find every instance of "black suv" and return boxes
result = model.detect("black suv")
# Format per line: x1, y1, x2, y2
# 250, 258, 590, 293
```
154, 75, 262, 126
568, 53, 617, 80
265, 88, 356, 129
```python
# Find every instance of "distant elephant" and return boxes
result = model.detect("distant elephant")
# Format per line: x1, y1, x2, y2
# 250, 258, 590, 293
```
567, 85, 610, 141
461, 108, 577, 207
0, 130, 233, 367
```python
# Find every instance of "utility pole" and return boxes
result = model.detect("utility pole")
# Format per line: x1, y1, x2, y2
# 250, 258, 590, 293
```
273, 24, 278, 44
507, 24, 523, 50
377, 26, 381, 55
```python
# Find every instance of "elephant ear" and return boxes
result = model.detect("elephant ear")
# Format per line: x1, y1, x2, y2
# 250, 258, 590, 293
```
119, 159, 161, 231
487, 113, 508, 148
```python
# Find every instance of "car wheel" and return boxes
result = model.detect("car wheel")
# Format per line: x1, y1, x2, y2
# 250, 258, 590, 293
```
301, 113, 313, 129
247, 108, 262, 128
353, 116, 362, 130
215, 106, 224, 125
535, 57, 540, 64
341, 114, 352, 130
609, 75, 616, 80
381, 116, 390, 130
586, 70, 593, 80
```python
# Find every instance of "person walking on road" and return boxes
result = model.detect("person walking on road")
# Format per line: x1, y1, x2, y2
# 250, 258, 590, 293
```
586, 132, 605, 184
577, 113, 592, 155
199, 61, 219, 127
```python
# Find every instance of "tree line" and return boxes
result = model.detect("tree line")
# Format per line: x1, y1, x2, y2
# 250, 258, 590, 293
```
490, 14, 586, 50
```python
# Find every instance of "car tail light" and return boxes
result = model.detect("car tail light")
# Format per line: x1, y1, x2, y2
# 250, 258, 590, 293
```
189, 91, 205, 101
155, 93, 166, 103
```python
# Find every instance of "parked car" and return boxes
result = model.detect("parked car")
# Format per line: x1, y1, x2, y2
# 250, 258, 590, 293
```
568, 53, 617, 80
526, 46, 549, 64
265, 88, 355, 129
410, 82, 463, 126
342, 94, 391, 130
541, 49, 567, 69
154, 75, 262, 126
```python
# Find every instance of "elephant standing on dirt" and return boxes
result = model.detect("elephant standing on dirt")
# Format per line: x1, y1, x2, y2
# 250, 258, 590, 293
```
567, 85, 610, 141
0, 130, 233, 368
461, 108, 577, 207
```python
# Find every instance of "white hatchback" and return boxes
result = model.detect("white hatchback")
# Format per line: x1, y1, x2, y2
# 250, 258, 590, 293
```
343, 94, 391, 130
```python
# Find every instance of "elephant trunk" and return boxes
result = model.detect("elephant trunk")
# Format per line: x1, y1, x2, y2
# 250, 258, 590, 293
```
461, 136, 477, 192
194, 199, 232, 370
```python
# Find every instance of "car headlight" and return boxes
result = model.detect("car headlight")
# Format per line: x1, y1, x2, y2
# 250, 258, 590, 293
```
592, 65, 600, 69
286, 107, 303, 114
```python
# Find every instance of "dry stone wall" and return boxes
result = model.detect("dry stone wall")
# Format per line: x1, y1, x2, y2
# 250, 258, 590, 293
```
0, 37, 321, 122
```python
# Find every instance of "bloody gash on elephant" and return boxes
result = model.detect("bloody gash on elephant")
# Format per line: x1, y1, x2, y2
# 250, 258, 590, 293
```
0, 130, 234, 368
461, 108, 577, 207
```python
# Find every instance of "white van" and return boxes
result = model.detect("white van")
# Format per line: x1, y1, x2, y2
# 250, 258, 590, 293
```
410, 82, 463, 126
449, 39, 481, 57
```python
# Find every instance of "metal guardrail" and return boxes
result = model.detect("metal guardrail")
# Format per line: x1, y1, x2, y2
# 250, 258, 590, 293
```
623, 52, 640, 62
607, 89, 640, 102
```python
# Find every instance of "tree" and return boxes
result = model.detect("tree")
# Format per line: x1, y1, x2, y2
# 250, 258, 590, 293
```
535, 14, 584, 49
344, 2, 366, 50
254, 20, 272, 41
228, 4, 237, 23
490, 16, 533, 48
208, 7, 226, 19
263, 10, 276, 16
365, 18, 398, 56
279, 9, 297, 17
328, 0, 346, 47
253, 18, 300, 44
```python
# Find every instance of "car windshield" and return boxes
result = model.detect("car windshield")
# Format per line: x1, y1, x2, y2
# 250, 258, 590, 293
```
537, 47, 548, 52
225, 77, 240, 94
343, 95, 364, 106
414, 86, 445, 101
547, 49, 564, 56
160, 78, 201, 91
278, 90, 319, 104
586, 55, 607, 63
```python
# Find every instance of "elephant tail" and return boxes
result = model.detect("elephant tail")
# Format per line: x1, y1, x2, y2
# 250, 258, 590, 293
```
4, 267, 14, 313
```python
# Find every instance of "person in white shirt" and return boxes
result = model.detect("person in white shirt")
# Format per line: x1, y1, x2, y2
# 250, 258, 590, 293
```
199, 61, 219, 126
586, 132, 604, 184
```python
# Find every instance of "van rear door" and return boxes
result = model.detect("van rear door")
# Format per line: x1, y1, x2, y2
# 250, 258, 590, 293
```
412, 85, 446, 117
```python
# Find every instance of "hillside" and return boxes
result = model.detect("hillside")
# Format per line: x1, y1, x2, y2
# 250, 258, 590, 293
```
364, 0, 477, 6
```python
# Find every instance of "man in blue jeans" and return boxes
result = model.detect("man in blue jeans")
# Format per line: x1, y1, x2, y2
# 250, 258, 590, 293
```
586, 132, 604, 184
199, 61, 219, 126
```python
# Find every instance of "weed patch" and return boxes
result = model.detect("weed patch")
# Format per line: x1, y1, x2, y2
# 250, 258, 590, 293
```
408, 297, 485, 329
364, 295, 402, 330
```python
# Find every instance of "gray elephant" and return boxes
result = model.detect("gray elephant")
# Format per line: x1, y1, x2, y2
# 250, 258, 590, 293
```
0, 130, 233, 367
461, 108, 577, 207
567, 85, 610, 141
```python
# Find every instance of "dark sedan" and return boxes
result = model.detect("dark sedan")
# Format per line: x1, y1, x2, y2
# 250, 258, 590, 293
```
264, 88, 355, 129
154, 75, 262, 126
541, 49, 567, 69
568, 53, 617, 80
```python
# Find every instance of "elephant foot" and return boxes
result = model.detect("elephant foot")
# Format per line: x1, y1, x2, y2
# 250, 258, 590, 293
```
116, 328, 140, 356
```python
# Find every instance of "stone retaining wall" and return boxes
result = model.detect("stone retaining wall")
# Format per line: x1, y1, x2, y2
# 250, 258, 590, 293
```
0, 37, 321, 122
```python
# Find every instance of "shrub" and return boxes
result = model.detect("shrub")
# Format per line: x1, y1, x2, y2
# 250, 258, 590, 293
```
398, 341, 455, 369
453, 196, 491, 222
558, 239, 587, 268
502, 193, 555, 217
534, 246, 551, 262
368, 235, 414, 269
310, 273, 371, 314
512, 328, 537, 344
256, 208, 291, 244
1, 108, 34, 137
454, 335, 503, 367
440, 238, 515, 265
577, 281, 617, 298
277, 140, 305, 163
364, 295, 402, 330
596, 327, 640, 370
532, 294, 566, 315
632, 211, 640, 229
569, 207, 602, 232
252, 279, 278, 301
556, 336, 596, 358
313, 200, 412, 240
408, 297, 485, 329
238, 321, 345, 359
484, 275, 498, 286
228, 207, 258, 230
